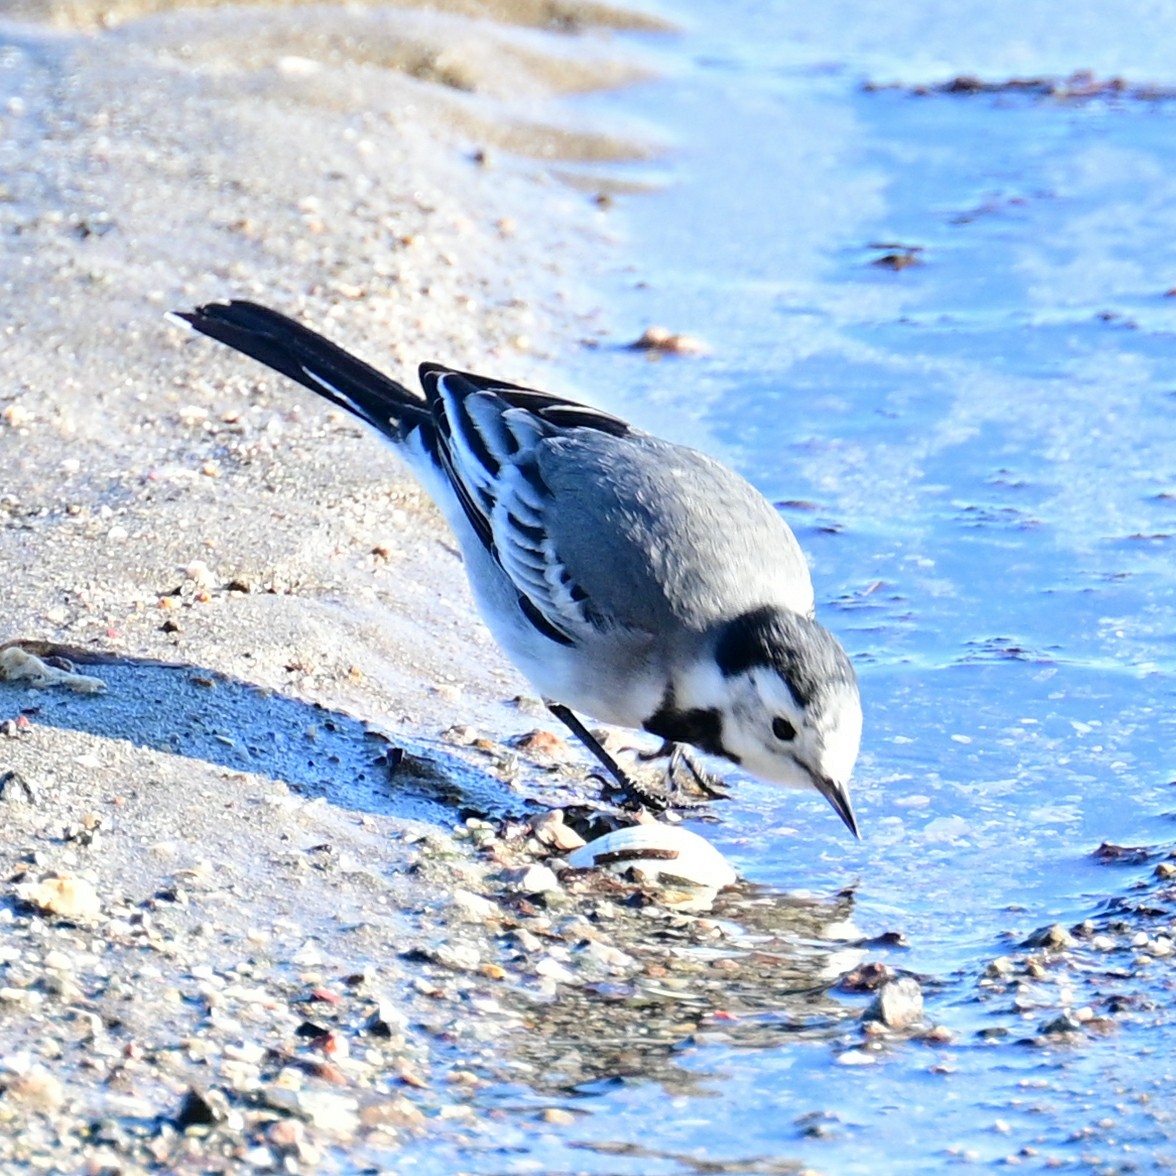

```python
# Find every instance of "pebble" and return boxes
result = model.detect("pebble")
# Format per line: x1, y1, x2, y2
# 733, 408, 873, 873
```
359, 1095, 426, 1130
6, 1065, 64, 1111
451, 888, 497, 920
579, 939, 637, 971
507, 927, 543, 953
628, 325, 709, 355
264, 1088, 360, 1137
175, 1086, 223, 1129
434, 942, 482, 972
1022, 923, 1075, 950
864, 977, 925, 1030
1038, 1012, 1083, 1036
502, 863, 562, 895
530, 810, 587, 852
0, 769, 38, 804
836, 1049, 877, 1066
15, 874, 103, 921
540, 1107, 577, 1125
512, 730, 566, 756
534, 957, 578, 985
986, 956, 1015, 978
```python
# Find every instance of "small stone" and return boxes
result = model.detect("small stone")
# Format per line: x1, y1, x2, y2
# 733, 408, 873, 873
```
534, 956, 577, 985
530, 810, 587, 852
512, 730, 565, 756
264, 1087, 360, 1137
269, 1110, 308, 1147
540, 1107, 576, 1125
0, 769, 37, 804
359, 1095, 426, 1130
452, 888, 496, 920
1022, 923, 1075, 950
16, 874, 102, 920
43, 949, 76, 972
434, 942, 481, 972
175, 1086, 221, 1129
363, 998, 407, 1039
2, 402, 32, 427
503, 863, 561, 895
579, 939, 636, 970
835, 1049, 876, 1066
628, 325, 708, 355
7, 1065, 64, 1110
506, 927, 542, 954
985, 956, 1014, 978
1038, 1012, 1082, 1036
864, 977, 924, 1030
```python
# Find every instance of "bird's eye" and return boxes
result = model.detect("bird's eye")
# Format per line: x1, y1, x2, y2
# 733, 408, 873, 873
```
772, 716, 797, 742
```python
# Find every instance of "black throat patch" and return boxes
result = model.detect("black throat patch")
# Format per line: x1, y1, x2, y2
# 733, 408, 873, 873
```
643, 698, 737, 764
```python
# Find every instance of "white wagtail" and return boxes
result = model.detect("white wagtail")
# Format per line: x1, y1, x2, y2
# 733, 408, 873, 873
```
174, 302, 863, 836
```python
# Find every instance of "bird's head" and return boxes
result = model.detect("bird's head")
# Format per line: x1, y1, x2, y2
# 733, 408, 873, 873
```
710, 605, 863, 837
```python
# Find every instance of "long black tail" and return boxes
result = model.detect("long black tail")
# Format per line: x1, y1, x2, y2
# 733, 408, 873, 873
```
173, 300, 429, 436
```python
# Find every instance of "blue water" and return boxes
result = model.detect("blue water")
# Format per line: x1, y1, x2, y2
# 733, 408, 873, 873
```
421, 1, 1176, 1171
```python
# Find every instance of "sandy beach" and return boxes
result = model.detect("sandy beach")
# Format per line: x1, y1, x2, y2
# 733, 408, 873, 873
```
0, 3, 780, 1169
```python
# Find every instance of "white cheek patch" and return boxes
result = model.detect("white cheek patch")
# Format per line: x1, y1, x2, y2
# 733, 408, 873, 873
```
721, 672, 803, 775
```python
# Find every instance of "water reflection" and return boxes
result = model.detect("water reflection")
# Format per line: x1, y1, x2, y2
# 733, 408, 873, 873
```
486, 883, 866, 1100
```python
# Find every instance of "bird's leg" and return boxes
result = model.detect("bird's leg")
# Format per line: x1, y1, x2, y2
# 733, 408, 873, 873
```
545, 705, 729, 810
545, 702, 659, 810
639, 740, 731, 801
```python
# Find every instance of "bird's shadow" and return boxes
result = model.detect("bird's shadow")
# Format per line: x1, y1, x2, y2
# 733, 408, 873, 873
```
0, 639, 530, 826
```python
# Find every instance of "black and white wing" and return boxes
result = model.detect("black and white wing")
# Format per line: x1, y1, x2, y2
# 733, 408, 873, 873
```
420, 365, 631, 647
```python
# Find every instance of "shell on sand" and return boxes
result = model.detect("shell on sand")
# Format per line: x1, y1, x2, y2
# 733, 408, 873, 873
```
567, 824, 737, 889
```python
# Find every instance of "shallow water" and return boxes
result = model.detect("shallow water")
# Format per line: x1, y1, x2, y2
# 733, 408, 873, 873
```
410, 1, 1176, 1171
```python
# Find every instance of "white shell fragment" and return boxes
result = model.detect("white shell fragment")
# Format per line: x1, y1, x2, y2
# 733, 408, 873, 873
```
567, 824, 738, 890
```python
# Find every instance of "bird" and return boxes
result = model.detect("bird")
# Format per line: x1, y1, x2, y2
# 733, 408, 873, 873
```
173, 301, 864, 836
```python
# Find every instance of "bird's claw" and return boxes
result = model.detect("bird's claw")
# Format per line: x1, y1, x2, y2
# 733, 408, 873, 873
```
596, 742, 728, 812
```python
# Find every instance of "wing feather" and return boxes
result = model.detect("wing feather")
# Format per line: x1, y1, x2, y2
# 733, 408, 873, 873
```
423, 368, 621, 645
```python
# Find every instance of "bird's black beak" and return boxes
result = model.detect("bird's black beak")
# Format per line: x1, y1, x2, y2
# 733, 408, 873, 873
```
815, 775, 860, 839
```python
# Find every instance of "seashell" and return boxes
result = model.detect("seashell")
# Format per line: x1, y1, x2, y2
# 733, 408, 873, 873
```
566, 824, 737, 890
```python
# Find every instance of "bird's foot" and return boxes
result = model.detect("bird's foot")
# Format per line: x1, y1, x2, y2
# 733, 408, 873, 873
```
664, 743, 731, 802
627, 741, 730, 808
544, 702, 728, 813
